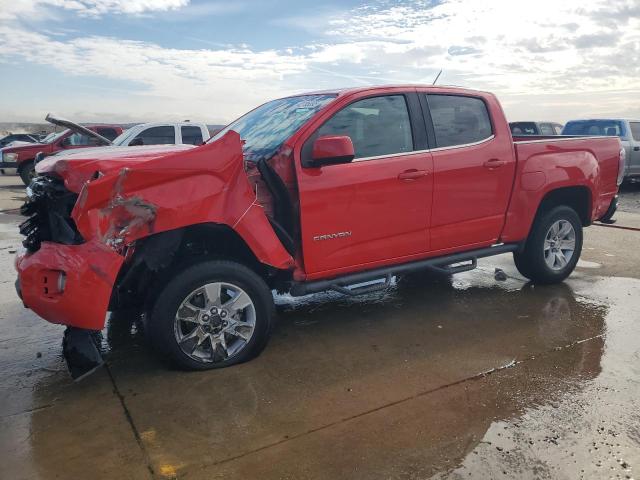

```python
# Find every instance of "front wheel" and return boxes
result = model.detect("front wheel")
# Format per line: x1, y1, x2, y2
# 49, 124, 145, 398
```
148, 260, 274, 370
513, 206, 583, 284
19, 160, 36, 186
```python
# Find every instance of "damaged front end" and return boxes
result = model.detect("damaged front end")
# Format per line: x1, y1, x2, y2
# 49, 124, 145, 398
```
17, 175, 124, 379
20, 175, 83, 250
16, 131, 294, 379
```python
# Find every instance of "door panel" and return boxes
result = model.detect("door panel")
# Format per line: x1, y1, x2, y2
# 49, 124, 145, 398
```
430, 140, 515, 250
425, 94, 515, 251
297, 94, 433, 276
298, 154, 433, 275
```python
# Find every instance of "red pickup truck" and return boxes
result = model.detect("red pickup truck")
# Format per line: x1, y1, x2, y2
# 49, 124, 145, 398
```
1, 115, 122, 185
16, 86, 624, 373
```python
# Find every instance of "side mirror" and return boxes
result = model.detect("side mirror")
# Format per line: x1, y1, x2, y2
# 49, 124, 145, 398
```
310, 135, 355, 167
60, 137, 71, 147
129, 137, 144, 146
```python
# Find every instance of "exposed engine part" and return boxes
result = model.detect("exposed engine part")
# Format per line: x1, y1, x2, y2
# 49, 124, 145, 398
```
20, 175, 83, 252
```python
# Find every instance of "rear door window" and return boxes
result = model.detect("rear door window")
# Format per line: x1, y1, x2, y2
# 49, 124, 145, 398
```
130, 126, 176, 146
315, 95, 414, 159
629, 122, 640, 141
181, 126, 204, 145
427, 95, 493, 148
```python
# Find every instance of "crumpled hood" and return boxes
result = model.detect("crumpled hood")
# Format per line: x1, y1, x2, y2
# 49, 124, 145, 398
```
36, 144, 195, 192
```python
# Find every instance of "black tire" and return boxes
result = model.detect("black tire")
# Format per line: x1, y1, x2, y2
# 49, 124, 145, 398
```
148, 260, 274, 370
513, 206, 583, 284
19, 160, 35, 186
598, 196, 617, 224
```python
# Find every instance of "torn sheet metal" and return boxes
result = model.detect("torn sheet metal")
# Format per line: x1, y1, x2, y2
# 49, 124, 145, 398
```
71, 131, 293, 269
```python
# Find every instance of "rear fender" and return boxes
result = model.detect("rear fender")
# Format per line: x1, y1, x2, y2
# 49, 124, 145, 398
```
72, 131, 294, 270
501, 147, 599, 242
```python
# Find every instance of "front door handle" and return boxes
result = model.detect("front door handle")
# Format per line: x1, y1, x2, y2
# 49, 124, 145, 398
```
398, 169, 428, 180
483, 158, 507, 169
634, 146, 640, 151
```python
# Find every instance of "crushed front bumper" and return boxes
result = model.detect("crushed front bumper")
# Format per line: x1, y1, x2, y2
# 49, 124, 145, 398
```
16, 240, 124, 330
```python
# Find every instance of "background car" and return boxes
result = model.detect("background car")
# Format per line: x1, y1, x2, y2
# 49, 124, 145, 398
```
510, 121, 564, 136
0, 133, 43, 147
562, 119, 640, 180
0, 115, 122, 184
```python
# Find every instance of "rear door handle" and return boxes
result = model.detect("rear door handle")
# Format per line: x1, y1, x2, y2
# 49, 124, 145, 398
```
483, 158, 507, 169
634, 146, 639, 151
398, 169, 428, 180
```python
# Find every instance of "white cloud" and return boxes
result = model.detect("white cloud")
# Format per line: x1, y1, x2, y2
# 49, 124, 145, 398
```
0, 0, 639, 123
322, 0, 640, 94
0, 0, 189, 20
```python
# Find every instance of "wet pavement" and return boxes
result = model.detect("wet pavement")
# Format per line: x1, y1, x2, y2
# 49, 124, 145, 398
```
0, 176, 639, 479
619, 181, 640, 214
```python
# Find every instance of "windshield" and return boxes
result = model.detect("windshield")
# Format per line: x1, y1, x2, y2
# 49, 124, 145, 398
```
43, 130, 69, 144
562, 120, 627, 138
111, 128, 138, 146
209, 94, 336, 160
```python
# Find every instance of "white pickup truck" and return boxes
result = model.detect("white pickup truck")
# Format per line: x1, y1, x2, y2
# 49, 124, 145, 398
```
31, 121, 211, 173
112, 121, 210, 147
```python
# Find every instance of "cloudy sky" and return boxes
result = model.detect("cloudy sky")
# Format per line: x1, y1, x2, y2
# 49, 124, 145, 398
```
0, 0, 638, 125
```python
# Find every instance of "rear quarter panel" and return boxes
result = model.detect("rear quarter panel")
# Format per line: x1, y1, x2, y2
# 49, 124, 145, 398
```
501, 137, 620, 243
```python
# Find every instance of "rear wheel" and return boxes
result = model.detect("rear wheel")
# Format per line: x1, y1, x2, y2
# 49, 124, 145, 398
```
598, 196, 617, 224
19, 160, 36, 186
148, 260, 274, 370
513, 206, 583, 284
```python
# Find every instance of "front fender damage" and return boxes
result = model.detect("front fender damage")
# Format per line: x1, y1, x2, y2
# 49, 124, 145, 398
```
71, 131, 294, 269
98, 169, 158, 252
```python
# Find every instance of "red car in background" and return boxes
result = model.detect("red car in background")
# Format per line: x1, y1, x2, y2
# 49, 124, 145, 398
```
0, 114, 122, 185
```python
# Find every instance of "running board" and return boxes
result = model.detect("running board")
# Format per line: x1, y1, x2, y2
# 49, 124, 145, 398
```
290, 244, 519, 297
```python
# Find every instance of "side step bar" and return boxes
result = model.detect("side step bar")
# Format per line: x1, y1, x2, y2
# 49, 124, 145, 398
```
290, 243, 519, 297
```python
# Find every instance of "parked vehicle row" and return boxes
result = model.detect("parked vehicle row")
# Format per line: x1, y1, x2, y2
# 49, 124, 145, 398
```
0, 115, 211, 185
0, 133, 46, 148
15, 85, 624, 375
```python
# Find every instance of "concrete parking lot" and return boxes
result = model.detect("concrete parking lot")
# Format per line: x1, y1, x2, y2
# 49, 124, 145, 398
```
0, 175, 639, 479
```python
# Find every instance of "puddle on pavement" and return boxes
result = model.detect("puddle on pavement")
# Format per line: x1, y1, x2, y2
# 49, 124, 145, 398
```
2, 263, 640, 479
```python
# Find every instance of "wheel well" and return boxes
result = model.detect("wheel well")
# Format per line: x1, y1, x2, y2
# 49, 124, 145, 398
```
18, 159, 34, 171
537, 186, 591, 226
110, 223, 287, 310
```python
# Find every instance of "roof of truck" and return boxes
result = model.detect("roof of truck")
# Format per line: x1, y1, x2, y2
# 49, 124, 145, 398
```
565, 118, 640, 122
289, 84, 490, 98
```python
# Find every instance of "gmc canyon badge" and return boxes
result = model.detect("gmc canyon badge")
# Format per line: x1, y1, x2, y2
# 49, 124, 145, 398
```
313, 231, 352, 241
